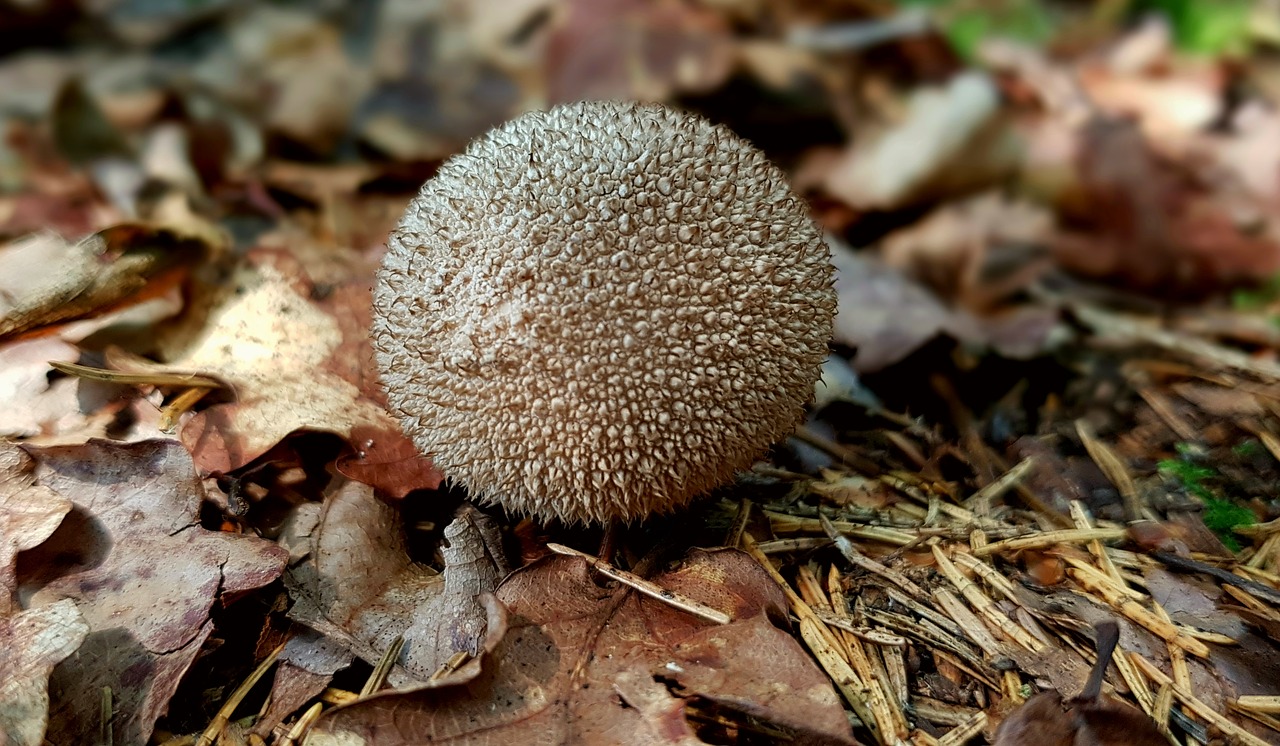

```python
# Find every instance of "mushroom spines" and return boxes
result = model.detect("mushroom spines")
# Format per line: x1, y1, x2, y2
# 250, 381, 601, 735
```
372, 100, 835, 523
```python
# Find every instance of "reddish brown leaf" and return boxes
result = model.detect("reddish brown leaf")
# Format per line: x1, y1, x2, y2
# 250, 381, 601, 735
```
0, 600, 88, 746
0, 445, 71, 614
16, 439, 287, 744
309, 549, 858, 746
161, 248, 441, 493
994, 622, 1166, 746
547, 0, 734, 103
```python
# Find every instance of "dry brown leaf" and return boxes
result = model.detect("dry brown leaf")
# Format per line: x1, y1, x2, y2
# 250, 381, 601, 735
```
252, 628, 355, 740
546, 0, 734, 103
309, 549, 858, 746
17, 439, 288, 744
0, 338, 81, 440
1051, 118, 1280, 294
994, 622, 1166, 746
1077, 22, 1225, 145
831, 241, 980, 372
824, 72, 1021, 211
831, 232, 1062, 374
0, 444, 71, 614
159, 248, 440, 494
0, 225, 204, 341
1144, 567, 1247, 640
0, 599, 89, 746
285, 483, 507, 684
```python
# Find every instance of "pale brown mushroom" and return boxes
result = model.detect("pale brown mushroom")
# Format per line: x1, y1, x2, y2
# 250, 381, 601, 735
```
372, 100, 835, 523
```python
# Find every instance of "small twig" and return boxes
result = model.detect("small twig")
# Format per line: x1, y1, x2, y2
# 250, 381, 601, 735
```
1235, 696, 1280, 714
196, 643, 284, 746
724, 498, 752, 549
936, 710, 987, 746
360, 635, 405, 697
962, 457, 1035, 511
547, 543, 731, 624
933, 546, 1044, 652
429, 651, 471, 682
820, 513, 930, 601
100, 687, 113, 746
755, 537, 832, 554
278, 702, 324, 746
1130, 653, 1273, 746
49, 360, 224, 388
1076, 419, 1145, 522
159, 386, 212, 431
973, 527, 1127, 556
1151, 551, 1280, 605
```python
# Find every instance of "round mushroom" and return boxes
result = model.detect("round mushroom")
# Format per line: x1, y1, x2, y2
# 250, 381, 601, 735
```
372, 100, 836, 523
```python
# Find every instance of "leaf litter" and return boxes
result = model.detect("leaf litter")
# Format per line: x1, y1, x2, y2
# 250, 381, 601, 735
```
0, 1, 1279, 745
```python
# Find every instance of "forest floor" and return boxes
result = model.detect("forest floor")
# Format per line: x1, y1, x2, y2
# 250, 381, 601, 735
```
1, 1, 1279, 745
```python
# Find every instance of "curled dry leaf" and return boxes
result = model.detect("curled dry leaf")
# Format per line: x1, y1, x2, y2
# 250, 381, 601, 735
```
0, 291, 186, 443
824, 72, 1020, 211
16, 439, 288, 745
252, 629, 356, 739
0, 599, 89, 746
309, 549, 858, 746
0, 444, 72, 613
285, 482, 507, 684
0, 224, 204, 341
157, 248, 440, 495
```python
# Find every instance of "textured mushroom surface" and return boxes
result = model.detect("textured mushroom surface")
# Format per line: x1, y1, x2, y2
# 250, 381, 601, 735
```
373, 100, 835, 523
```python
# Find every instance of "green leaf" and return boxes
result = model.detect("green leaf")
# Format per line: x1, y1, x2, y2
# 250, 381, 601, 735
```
1137, 0, 1252, 55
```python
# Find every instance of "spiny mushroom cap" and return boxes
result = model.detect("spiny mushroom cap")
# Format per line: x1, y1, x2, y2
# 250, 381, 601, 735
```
372, 100, 835, 524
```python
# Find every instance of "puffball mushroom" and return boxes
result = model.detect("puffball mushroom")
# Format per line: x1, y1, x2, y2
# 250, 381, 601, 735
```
372, 100, 836, 523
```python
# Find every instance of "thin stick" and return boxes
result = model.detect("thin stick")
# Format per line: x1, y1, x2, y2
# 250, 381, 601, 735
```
49, 360, 223, 388
360, 635, 404, 697
724, 498, 752, 549
278, 702, 324, 746
1130, 653, 1272, 746
196, 643, 284, 746
547, 543, 731, 624
974, 527, 1127, 556
936, 711, 987, 746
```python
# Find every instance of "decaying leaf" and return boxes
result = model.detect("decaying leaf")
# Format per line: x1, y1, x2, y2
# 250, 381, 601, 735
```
16, 439, 288, 744
157, 248, 440, 494
0, 224, 204, 341
286, 482, 507, 684
0, 599, 89, 746
0, 445, 71, 614
824, 72, 1020, 211
309, 549, 858, 746
546, 0, 734, 103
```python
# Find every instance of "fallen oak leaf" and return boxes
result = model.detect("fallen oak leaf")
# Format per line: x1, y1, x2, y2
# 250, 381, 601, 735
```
16, 438, 288, 745
308, 548, 859, 746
